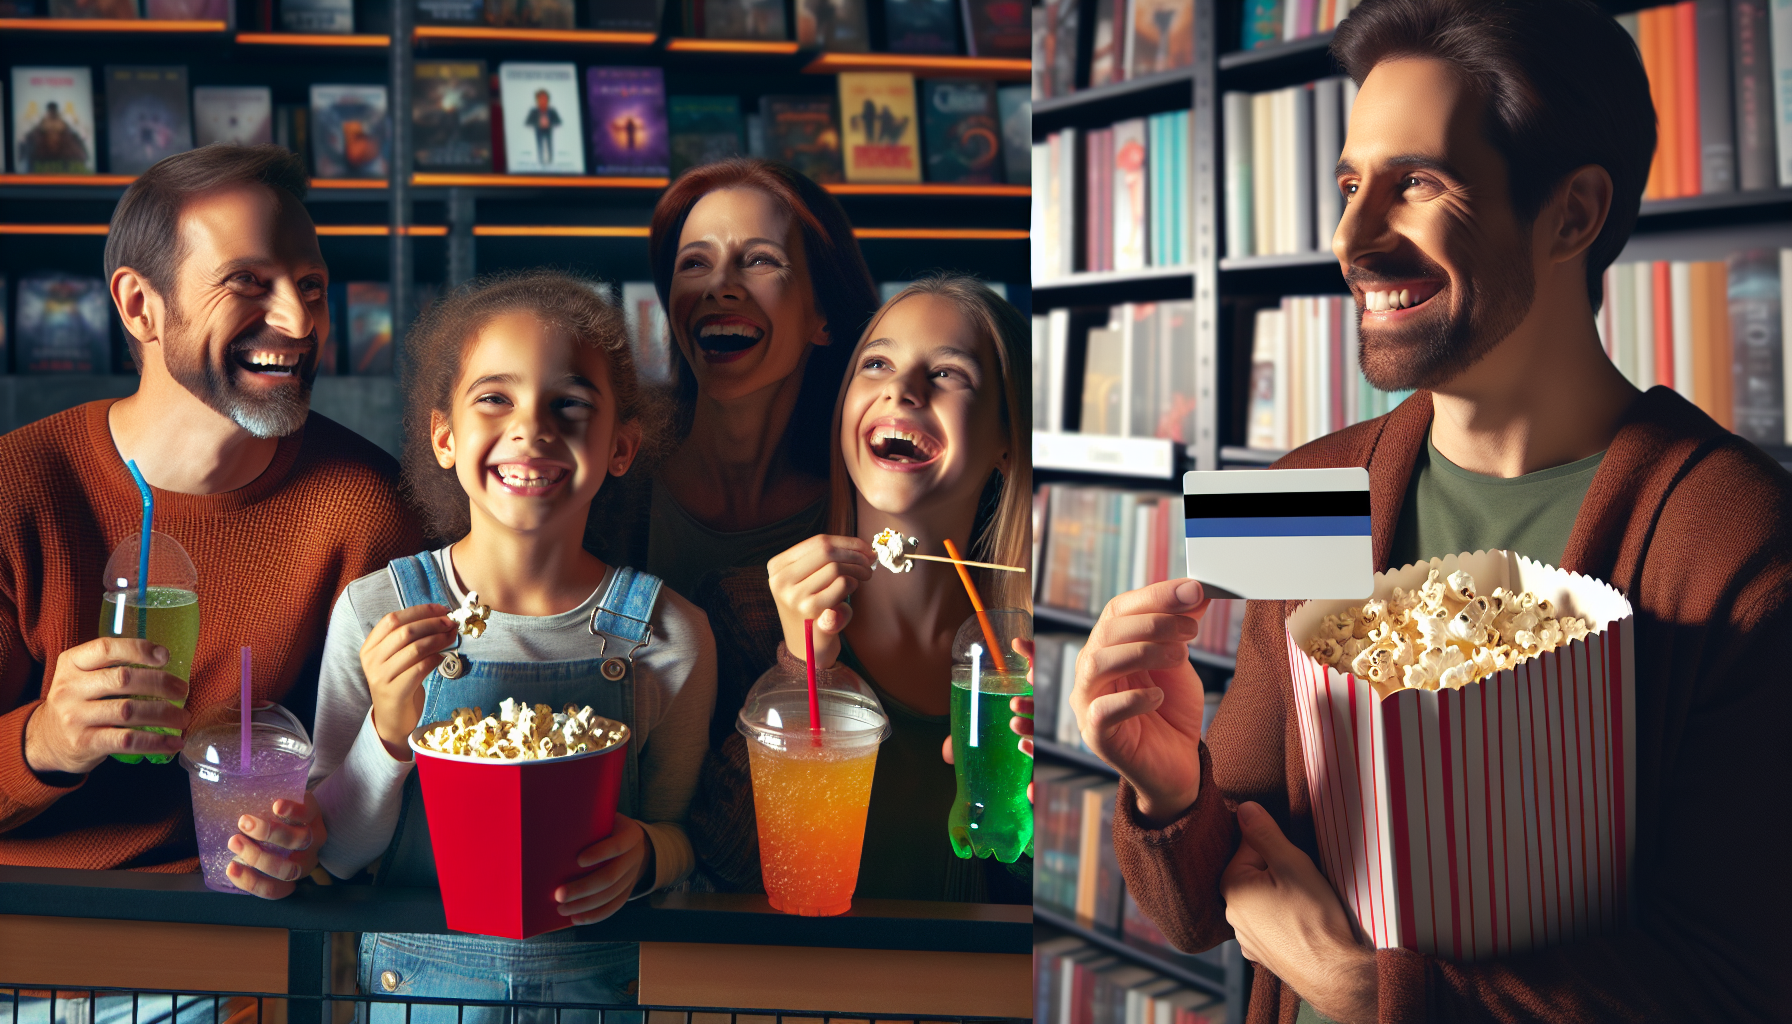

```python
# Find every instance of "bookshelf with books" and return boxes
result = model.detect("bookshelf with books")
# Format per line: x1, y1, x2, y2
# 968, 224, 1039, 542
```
0, 0, 1030, 452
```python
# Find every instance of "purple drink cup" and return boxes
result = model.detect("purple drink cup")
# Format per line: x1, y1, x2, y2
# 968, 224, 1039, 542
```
180, 702, 314, 894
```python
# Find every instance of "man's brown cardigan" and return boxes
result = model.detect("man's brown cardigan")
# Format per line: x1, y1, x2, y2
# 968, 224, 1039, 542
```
1113, 387, 1792, 1022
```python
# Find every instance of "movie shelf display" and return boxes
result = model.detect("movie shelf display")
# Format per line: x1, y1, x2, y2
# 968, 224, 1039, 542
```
1034, 110, 1192, 280
1222, 76, 1353, 259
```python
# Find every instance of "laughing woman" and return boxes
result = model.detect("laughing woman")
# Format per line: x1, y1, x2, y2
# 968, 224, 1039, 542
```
582, 159, 881, 601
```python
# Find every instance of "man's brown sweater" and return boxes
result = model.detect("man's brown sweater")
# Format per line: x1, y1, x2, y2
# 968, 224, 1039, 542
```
1114, 387, 1792, 1022
0, 401, 422, 871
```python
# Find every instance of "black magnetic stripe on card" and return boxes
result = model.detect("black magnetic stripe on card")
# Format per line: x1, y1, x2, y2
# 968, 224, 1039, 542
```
1183, 490, 1372, 519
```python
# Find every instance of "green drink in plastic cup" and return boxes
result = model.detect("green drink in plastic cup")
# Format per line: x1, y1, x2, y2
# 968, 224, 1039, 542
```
98, 530, 200, 764
947, 608, 1033, 862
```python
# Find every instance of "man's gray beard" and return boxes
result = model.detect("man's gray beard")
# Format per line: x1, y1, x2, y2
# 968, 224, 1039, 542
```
1357, 250, 1537, 393
163, 318, 316, 439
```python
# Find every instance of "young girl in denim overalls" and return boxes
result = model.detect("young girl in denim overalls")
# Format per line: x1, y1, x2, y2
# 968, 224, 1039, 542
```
307, 271, 717, 1022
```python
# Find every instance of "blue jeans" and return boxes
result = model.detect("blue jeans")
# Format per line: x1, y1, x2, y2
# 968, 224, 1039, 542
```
357, 933, 639, 1024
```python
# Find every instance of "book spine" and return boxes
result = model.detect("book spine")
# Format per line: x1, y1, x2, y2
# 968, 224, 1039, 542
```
1613, 261, 1637, 384
1699, 0, 1738, 191
1711, 260, 1736, 427
1735, 0, 1777, 189
1061, 127, 1080, 276
1282, 0, 1297, 43
1677, 1, 1704, 194
1251, 91, 1275, 256
1771, 0, 1792, 185
1654, 260, 1675, 387
1661, 6, 1686, 196
1690, 261, 1715, 414
1048, 307, 1069, 430
1276, 88, 1298, 253
1295, 0, 1314, 38
1085, 131, 1103, 274
1635, 261, 1657, 390
1247, 308, 1278, 449
1272, 301, 1290, 449
1640, 7, 1668, 199
1780, 248, 1792, 444
1292, 83, 1315, 252
1672, 260, 1696, 397
1312, 78, 1343, 250
1725, 250, 1781, 442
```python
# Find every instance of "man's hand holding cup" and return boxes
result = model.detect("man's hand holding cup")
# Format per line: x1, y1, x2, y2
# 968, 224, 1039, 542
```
25, 637, 190, 775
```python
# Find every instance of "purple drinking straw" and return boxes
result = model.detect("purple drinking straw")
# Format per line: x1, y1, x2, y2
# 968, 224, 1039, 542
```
124, 460, 153, 639
240, 646, 251, 772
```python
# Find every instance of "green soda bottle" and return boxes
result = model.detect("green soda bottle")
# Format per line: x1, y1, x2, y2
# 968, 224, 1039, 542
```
98, 530, 200, 764
948, 608, 1034, 862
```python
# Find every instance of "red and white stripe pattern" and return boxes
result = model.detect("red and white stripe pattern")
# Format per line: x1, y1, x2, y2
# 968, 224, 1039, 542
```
1282, 554, 1637, 962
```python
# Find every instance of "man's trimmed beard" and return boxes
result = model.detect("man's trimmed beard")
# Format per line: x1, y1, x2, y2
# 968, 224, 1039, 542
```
1354, 236, 1536, 393
163, 305, 317, 439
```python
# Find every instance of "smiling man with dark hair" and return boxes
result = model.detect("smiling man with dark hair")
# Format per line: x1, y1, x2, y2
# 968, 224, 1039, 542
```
0, 145, 421, 902
1070, 1, 1792, 1022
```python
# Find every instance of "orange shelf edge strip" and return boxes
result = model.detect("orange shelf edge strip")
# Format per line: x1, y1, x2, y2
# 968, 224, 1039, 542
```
664, 37, 799, 53
414, 25, 655, 44
411, 173, 668, 187
0, 224, 110, 235
235, 31, 391, 45
0, 16, 224, 30
851, 228, 1029, 240
471, 226, 650, 237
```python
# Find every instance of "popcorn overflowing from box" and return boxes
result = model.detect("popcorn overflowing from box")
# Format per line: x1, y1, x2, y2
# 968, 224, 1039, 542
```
1284, 550, 1635, 963
418, 699, 626, 761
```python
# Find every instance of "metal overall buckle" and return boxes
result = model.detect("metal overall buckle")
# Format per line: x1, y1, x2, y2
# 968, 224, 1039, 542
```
438, 649, 467, 679
589, 604, 651, 681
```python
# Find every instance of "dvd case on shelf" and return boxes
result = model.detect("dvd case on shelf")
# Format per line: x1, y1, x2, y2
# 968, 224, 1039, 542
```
104, 66, 193, 176
11, 67, 96, 175
311, 84, 390, 179
499, 62, 585, 174
194, 86, 272, 147
586, 66, 668, 177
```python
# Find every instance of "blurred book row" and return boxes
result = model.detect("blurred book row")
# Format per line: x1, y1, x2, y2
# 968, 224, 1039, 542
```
0, 0, 1027, 57
1242, 294, 1413, 453
1032, 0, 1194, 99
1236, 0, 1359, 50
0, 275, 680, 377
1034, 113, 1191, 281
1036, 933, 1228, 1024
1595, 250, 1792, 445
1032, 303, 1199, 442
1620, 0, 1785, 199
6, 64, 1031, 184
1221, 77, 1354, 260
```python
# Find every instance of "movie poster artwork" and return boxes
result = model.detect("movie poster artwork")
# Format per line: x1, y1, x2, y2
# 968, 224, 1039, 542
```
586, 66, 668, 176
499, 62, 584, 174
11, 67, 95, 174
16, 273, 109, 374
414, 61, 492, 171
193, 86, 273, 147
310, 84, 390, 179
105, 66, 194, 176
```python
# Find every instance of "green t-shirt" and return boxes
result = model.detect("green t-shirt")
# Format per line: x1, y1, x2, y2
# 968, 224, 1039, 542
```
1298, 434, 1604, 1024
1388, 434, 1606, 569
644, 478, 828, 600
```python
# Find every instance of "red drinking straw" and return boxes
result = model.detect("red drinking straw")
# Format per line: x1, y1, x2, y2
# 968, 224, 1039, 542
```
943, 538, 1004, 667
803, 618, 821, 740
240, 646, 251, 773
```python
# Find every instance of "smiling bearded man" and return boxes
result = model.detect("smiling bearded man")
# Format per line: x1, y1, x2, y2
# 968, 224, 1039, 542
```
0, 146, 421, 911
1068, 0, 1792, 1022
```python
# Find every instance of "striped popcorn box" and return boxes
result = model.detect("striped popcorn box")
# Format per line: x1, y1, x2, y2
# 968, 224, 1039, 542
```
1282, 550, 1636, 962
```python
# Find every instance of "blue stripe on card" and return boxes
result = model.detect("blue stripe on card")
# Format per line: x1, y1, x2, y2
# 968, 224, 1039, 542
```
1184, 515, 1373, 538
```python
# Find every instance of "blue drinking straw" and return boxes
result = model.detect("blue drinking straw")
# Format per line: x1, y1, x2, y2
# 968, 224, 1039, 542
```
125, 460, 153, 639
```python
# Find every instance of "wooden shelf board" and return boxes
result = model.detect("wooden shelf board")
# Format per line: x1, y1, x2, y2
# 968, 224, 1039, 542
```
664, 37, 799, 53
1034, 907, 1228, 1001
0, 16, 224, 30
411, 172, 668, 187
314, 225, 448, 236
1216, 30, 1336, 71
824, 182, 1029, 196
1031, 66, 1195, 118
234, 31, 391, 45
0, 224, 109, 235
472, 225, 649, 236
413, 25, 656, 45
1034, 265, 1193, 291
1636, 187, 1792, 219
852, 227, 1027, 240
802, 52, 1030, 78
1217, 251, 1337, 271
1218, 445, 1285, 465
0, 174, 134, 186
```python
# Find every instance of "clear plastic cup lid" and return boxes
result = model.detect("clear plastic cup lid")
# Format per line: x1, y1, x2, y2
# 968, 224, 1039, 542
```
736, 656, 890, 752
179, 700, 313, 779
952, 608, 1032, 674
103, 530, 198, 595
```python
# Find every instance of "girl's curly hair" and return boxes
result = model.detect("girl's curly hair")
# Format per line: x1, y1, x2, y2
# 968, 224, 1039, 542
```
400, 269, 647, 542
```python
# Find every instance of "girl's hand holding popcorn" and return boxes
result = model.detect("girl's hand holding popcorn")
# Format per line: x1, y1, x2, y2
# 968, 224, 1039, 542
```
767, 534, 876, 669
360, 603, 459, 759
554, 813, 652, 925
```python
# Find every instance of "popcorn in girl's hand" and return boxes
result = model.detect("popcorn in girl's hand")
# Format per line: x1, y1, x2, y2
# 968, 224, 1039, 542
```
418, 700, 626, 760
1306, 568, 1592, 692
449, 590, 491, 638
871, 528, 916, 573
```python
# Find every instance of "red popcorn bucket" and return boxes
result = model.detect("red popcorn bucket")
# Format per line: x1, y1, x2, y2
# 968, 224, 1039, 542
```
407, 718, 630, 940
1282, 550, 1635, 962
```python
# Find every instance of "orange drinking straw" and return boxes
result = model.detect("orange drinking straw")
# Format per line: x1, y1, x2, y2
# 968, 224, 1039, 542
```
943, 538, 1004, 668
803, 619, 822, 741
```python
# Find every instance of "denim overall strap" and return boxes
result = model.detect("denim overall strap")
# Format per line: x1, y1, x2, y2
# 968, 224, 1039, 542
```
588, 567, 661, 682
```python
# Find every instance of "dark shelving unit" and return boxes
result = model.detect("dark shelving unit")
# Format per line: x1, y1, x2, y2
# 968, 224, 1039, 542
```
0, 16, 1030, 445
